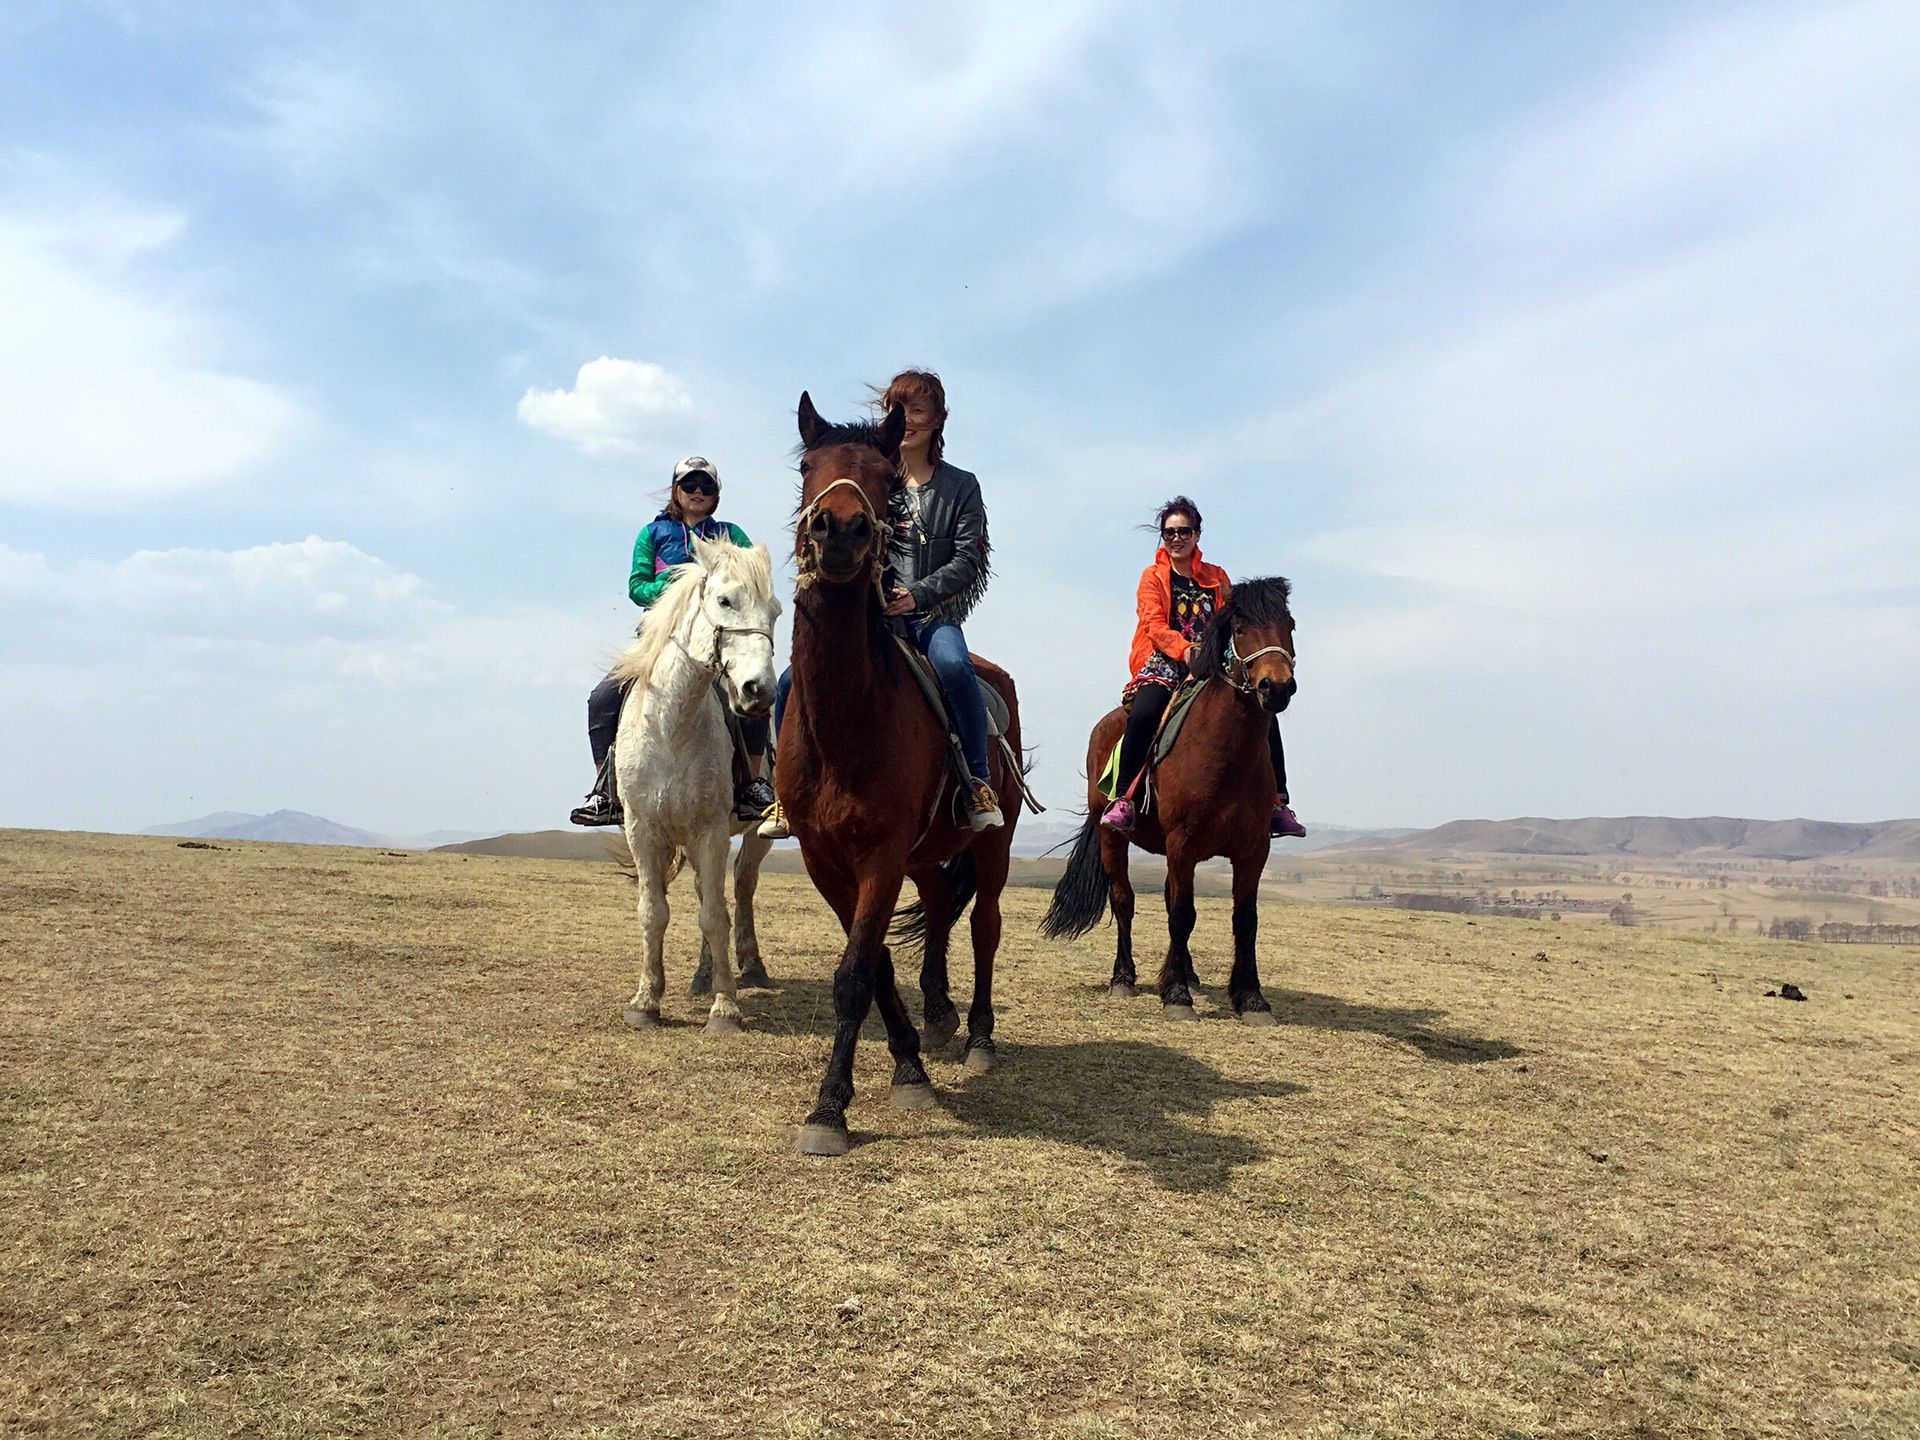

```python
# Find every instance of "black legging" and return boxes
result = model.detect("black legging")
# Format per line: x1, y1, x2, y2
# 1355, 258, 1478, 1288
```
587, 673, 768, 769
1115, 684, 1288, 802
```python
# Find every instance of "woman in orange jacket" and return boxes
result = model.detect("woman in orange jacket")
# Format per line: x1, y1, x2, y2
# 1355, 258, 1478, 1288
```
1101, 496, 1305, 838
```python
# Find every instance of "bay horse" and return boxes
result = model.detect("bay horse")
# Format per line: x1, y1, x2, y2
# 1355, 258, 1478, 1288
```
608, 536, 781, 1033
779, 392, 1027, 1157
1042, 579, 1297, 1022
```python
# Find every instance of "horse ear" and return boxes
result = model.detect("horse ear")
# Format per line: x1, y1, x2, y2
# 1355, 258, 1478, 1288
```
797, 391, 826, 449
878, 401, 906, 463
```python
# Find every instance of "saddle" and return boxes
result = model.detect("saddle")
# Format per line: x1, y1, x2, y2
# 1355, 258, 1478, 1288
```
892, 637, 1041, 816
1097, 679, 1209, 804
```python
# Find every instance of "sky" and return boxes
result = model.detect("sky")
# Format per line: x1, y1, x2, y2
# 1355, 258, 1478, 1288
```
2, 0, 1916, 836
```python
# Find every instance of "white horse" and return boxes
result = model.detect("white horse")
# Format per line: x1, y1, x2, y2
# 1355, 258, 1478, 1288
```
607, 535, 781, 1033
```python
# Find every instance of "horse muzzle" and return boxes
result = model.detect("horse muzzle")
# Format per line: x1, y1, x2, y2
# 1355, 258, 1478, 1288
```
804, 514, 879, 585
1257, 676, 1296, 714
731, 671, 775, 717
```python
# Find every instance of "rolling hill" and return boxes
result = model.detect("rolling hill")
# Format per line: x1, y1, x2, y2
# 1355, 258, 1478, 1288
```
1321, 815, 1920, 862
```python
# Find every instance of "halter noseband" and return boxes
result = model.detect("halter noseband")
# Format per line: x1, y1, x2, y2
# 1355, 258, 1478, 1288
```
793, 475, 889, 604
1223, 635, 1296, 695
673, 575, 775, 679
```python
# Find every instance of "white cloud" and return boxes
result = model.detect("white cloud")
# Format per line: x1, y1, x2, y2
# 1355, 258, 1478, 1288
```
0, 537, 610, 689
5, 537, 439, 643
231, 60, 393, 172
619, 1, 1254, 314
515, 356, 694, 456
0, 156, 307, 510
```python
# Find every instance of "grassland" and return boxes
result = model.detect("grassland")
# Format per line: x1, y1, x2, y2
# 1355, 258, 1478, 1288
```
3, 829, 1917, 1438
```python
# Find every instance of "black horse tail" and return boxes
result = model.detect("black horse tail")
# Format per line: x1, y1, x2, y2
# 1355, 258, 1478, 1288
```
1041, 810, 1109, 940
890, 849, 980, 955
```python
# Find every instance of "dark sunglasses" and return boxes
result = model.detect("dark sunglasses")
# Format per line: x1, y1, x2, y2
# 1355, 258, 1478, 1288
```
1161, 525, 1197, 540
676, 475, 719, 497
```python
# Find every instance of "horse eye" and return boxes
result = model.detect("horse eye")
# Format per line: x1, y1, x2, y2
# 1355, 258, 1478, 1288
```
718, 596, 732, 608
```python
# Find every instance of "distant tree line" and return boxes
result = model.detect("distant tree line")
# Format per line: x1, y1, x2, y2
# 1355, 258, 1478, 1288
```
1800, 921, 1920, 946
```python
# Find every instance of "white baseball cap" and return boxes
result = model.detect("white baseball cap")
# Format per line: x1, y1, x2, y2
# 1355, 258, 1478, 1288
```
673, 455, 720, 485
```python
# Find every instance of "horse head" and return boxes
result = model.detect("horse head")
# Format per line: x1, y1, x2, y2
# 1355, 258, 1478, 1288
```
688, 534, 781, 716
793, 390, 904, 591
1194, 576, 1296, 714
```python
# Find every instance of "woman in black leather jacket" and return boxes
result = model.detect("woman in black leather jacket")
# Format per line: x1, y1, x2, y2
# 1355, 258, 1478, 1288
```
765, 368, 1002, 836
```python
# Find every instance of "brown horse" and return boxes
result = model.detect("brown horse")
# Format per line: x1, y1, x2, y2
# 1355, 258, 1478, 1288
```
1042, 578, 1297, 1022
779, 392, 1027, 1157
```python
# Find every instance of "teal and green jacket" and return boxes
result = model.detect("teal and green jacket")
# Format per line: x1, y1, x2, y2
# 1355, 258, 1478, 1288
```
629, 512, 751, 607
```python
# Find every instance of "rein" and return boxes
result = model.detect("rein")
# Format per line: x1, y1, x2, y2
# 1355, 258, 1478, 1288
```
793, 475, 889, 606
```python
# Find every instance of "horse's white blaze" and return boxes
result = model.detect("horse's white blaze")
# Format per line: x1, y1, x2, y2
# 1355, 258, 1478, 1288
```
612, 537, 782, 1028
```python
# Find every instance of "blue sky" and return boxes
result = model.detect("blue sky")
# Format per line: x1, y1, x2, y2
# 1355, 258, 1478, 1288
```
3, 0, 1916, 835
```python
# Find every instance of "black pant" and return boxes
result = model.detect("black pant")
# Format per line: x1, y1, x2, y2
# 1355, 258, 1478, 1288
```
587, 674, 769, 770
1115, 685, 1288, 802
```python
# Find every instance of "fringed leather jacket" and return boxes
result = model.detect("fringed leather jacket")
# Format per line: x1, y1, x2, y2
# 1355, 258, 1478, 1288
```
886, 460, 991, 624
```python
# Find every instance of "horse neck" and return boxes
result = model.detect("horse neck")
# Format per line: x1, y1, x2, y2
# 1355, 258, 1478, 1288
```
1198, 679, 1270, 753
638, 609, 716, 735
790, 581, 894, 725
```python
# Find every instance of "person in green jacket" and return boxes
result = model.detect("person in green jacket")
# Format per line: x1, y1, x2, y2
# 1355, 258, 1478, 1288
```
570, 456, 775, 826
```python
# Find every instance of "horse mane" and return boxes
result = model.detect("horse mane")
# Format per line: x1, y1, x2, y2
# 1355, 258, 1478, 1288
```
607, 539, 773, 690
795, 417, 891, 459
1191, 575, 1293, 680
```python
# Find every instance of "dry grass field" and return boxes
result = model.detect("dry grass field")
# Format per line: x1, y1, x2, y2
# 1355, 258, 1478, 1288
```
4, 829, 1918, 1439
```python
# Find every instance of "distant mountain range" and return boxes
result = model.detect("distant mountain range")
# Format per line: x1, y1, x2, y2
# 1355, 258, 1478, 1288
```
137, 811, 1920, 866
1321, 815, 1920, 863
435, 819, 1420, 864
144, 810, 487, 852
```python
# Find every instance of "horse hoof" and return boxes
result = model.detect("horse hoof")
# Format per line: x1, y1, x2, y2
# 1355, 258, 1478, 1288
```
921, 1011, 960, 1051
1163, 1004, 1198, 1022
963, 1046, 997, 1076
794, 1124, 850, 1158
890, 1083, 937, 1111
735, 962, 773, 990
1108, 982, 1136, 1000
624, 1007, 661, 1030
704, 1012, 743, 1035
1239, 1009, 1278, 1028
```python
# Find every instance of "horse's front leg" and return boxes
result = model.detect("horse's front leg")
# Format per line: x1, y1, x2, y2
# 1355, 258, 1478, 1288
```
690, 830, 742, 1034
1227, 846, 1276, 1026
623, 835, 671, 1029
1101, 829, 1137, 997
1158, 849, 1200, 1021
796, 874, 904, 1157
732, 830, 774, 989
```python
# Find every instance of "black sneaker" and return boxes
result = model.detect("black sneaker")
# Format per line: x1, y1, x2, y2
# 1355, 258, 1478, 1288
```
735, 777, 777, 821
570, 792, 623, 827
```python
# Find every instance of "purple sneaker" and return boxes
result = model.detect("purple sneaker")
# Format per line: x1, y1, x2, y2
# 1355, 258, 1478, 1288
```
1100, 799, 1137, 834
1271, 803, 1306, 839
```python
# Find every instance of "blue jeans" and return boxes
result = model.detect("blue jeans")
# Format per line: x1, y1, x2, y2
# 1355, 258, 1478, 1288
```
775, 617, 991, 783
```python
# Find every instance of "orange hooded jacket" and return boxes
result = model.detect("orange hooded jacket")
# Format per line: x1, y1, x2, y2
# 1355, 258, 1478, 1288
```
1128, 546, 1232, 676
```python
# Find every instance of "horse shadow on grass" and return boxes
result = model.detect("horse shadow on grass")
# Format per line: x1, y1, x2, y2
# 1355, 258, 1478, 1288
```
937, 1038, 1304, 1194
1261, 987, 1526, 1064
725, 976, 1299, 1193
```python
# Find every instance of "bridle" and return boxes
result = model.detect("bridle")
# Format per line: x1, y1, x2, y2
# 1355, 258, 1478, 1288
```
671, 575, 775, 680
1223, 633, 1296, 696
793, 474, 889, 605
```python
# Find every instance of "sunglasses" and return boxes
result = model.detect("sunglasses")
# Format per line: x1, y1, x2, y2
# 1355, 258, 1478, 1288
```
1161, 525, 1197, 540
676, 476, 719, 497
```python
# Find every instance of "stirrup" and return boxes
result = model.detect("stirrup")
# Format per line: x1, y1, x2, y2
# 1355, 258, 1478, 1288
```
756, 799, 791, 840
